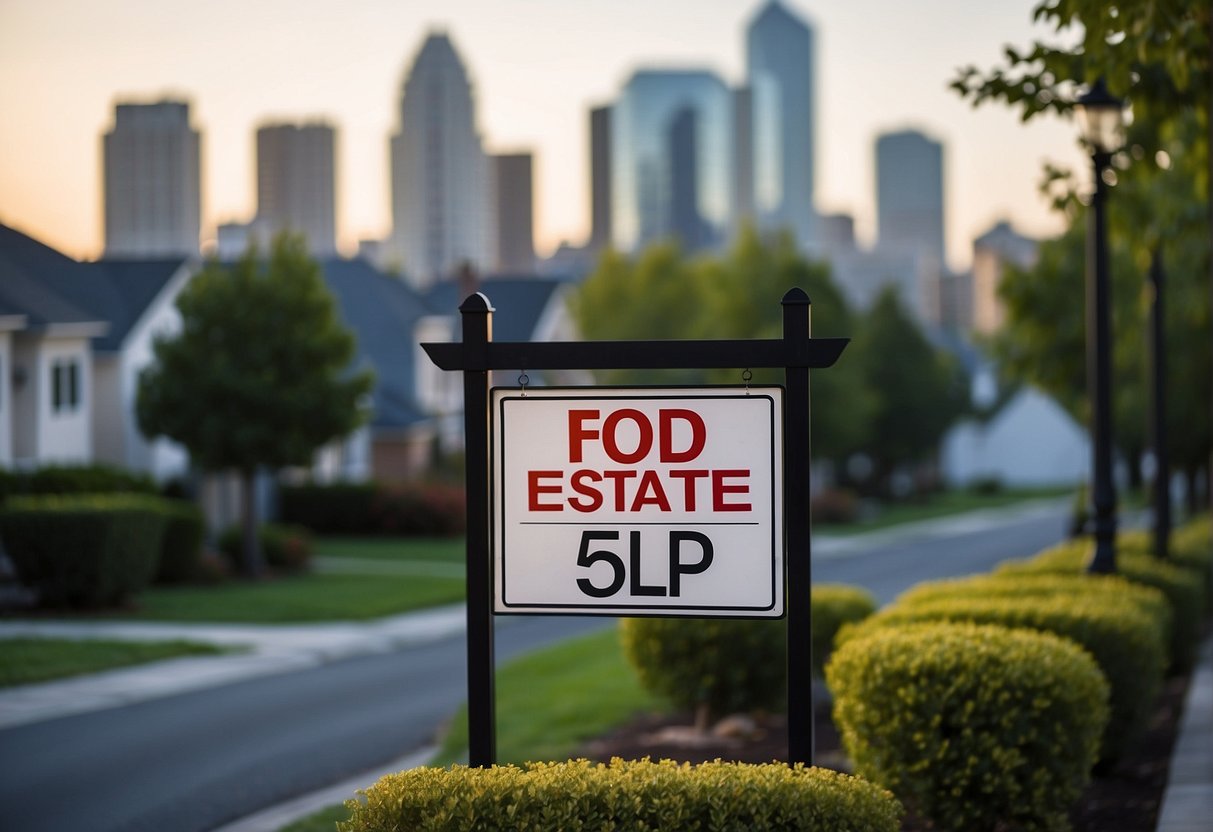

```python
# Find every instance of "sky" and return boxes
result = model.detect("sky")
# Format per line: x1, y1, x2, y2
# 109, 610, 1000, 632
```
0, 0, 1090, 272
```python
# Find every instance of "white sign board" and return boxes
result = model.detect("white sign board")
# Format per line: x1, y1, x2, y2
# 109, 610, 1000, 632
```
491, 387, 784, 617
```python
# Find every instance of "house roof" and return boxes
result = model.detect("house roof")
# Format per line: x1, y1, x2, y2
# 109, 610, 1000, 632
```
0, 222, 185, 347
424, 276, 568, 343
0, 224, 106, 334
319, 257, 434, 430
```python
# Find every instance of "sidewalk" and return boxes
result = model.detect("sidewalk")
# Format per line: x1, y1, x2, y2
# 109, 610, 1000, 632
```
0, 604, 466, 729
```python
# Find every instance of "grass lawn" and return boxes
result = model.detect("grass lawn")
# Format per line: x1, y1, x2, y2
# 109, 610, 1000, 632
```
129, 572, 464, 623
114, 537, 467, 623
0, 637, 229, 688
281, 625, 662, 831
433, 625, 664, 765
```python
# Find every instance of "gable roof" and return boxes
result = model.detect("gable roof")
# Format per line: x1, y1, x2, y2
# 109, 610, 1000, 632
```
319, 257, 435, 430
0, 223, 106, 334
0, 222, 186, 347
424, 276, 567, 343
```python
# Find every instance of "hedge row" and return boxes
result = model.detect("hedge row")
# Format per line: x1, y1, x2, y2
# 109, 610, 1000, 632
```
996, 538, 1203, 670
827, 623, 1107, 832
0, 493, 208, 606
278, 481, 465, 536
217, 523, 313, 572
0, 464, 157, 504
342, 758, 902, 832
619, 584, 877, 722
842, 586, 1165, 763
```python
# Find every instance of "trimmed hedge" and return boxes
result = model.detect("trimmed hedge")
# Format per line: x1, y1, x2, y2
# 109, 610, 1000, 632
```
894, 572, 1173, 653
996, 538, 1202, 671
218, 523, 314, 572
619, 583, 877, 722
842, 592, 1165, 763
811, 583, 878, 675
0, 464, 157, 504
827, 622, 1108, 832
154, 501, 206, 584
278, 481, 466, 536
620, 616, 786, 724
0, 494, 167, 607
341, 758, 902, 832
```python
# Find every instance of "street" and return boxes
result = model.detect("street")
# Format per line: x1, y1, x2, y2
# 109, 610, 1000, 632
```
0, 502, 1073, 832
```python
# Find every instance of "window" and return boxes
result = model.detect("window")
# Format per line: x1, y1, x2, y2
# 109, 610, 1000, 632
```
51, 357, 81, 414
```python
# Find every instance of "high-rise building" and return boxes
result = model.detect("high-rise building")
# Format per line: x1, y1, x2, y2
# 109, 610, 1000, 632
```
746, 0, 816, 248
491, 152, 535, 273
388, 32, 491, 287
256, 122, 337, 256
971, 220, 1037, 336
731, 86, 755, 229
588, 106, 612, 252
611, 69, 732, 253
875, 128, 946, 269
102, 99, 201, 258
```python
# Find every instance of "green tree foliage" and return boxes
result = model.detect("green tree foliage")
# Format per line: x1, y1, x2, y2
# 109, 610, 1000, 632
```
848, 289, 967, 492
572, 227, 874, 464
137, 234, 374, 575
952, 0, 1211, 488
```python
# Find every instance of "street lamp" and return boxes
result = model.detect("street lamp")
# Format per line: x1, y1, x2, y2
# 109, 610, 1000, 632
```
1075, 78, 1126, 574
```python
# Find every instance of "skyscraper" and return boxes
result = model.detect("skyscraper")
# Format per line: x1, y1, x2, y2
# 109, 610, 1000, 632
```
102, 99, 201, 258
256, 122, 337, 256
491, 152, 535, 273
875, 128, 946, 269
388, 32, 491, 288
746, 0, 816, 248
588, 106, 612, 252
611, 70, 732, 252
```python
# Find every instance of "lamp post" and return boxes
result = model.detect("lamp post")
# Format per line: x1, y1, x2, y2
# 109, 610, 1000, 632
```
1075, 78, 1126, 574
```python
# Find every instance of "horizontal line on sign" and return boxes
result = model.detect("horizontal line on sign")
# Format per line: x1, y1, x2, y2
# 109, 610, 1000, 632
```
516, 521, 761, 526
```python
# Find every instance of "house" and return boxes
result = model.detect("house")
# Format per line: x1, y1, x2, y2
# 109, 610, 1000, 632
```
942, 385, 1089, 488
0, 223, 194, 477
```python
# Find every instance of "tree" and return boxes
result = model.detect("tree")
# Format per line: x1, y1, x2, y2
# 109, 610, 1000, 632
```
847, 289, 968, 495
952, 0, 1211, 500
571, 227, 873, 465
137, 234, 374, 576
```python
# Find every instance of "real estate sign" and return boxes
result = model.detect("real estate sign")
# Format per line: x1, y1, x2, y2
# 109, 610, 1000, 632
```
491, 387, 784, 616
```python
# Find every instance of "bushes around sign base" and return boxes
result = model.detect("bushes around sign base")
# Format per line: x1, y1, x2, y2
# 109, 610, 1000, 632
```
341, 758, 902, 832
827, 622, 1108, 832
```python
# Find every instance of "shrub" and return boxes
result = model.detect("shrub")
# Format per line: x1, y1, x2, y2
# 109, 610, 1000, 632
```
894, 572, 1173, 653
218, 523, 313, 572
278, 481, 466, 536
811, 583, 877, 675
154, 501, 206, 584
810, 488, 859, 525
278, 482, 377, 533
0, 464, 156, 504
370, 483, 466, 536
620, 617, 786, 725
341, 758, 902, 832
997, 538, 1203, 671
843, 592, 1164, 763
827, 622, 1108, 832
0, 494, 166, 607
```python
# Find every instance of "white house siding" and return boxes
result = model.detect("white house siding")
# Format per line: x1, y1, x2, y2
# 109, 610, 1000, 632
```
115, 263, 193, 481
92, 355, 124, 464
942, 387, 1089, 488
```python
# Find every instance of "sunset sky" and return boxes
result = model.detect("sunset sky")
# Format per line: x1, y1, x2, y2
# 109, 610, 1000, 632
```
0, 0, 1089, 271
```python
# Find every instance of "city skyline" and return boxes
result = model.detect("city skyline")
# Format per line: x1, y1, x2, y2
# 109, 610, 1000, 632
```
0, 0, 1089, 271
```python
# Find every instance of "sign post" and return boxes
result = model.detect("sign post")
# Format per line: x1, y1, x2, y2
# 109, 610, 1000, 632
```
422, 288, 845, 768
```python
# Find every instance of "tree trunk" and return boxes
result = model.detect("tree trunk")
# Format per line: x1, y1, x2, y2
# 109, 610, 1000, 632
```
240, 468, 264, 578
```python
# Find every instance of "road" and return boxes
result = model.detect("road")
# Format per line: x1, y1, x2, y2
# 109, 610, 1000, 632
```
0, 502, 1073, 832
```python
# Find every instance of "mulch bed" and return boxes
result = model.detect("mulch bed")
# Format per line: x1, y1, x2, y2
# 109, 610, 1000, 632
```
578, 674, 1190, 832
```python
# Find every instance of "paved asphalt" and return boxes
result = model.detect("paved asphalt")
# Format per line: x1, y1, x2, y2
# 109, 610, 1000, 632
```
0, 501, 1078, 832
